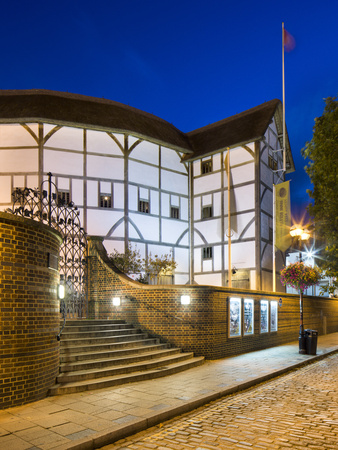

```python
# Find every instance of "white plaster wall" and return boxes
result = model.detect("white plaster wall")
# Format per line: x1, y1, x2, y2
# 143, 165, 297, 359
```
194, 197, 201, 221
195, 219, 222, 243
213, 192, 222, 217
128, 185, 138, 210
229, 144, 254, 165
130, 141, 159, 165
114, 183, 124, 209
213, 153, 221, 172
161, 147, 187, 174
150, 190, 159, 215
230, 162, 255, 186
27, 175, 39, 190
87, 130, 123, 155
161, 170, 187, 194
226, 184, 254, 212
194, 172, 221, 196
0, 176, 11, 204
194, 248, 202, 273
0, 149, 38, 172
213, 244, 222, 271
13, 175, 25, 188
193, 160, 201, 177
45, 126, 83, 151
202, 259, 213, 272
226, 241, 255, 268
260, 186, 272, 214
87, 180, 98, 207
174, 248, 189, 274
44, 150, 83, 176
180, 197, 188, 221
161, 192, 170, 217
194, 273, 222, 286
235, 212, 255, 239
0, 124, 37, 146
87, 210, 124, 236
161, 219, 189, 245
129, 160, 159, 188
129, 213, 159, 241
72, 179, 84, 206
87, 155, 123, 179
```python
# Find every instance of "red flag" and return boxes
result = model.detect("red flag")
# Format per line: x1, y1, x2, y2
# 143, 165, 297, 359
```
284, 29, 295, 52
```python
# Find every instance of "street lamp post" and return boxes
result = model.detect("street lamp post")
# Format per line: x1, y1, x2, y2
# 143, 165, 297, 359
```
290, 225, 311, 354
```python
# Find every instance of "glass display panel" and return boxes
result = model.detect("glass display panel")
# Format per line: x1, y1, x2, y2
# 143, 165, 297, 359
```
229, 297, 241, 336
244, 299, 254, 335
270, 301, 278, 332
260, 300, 269, 333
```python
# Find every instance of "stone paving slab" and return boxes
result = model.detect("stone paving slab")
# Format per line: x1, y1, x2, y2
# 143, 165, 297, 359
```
1, 333, 338, 450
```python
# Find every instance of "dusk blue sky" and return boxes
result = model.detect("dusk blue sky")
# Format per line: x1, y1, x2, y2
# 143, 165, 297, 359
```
1, 0, 337, 223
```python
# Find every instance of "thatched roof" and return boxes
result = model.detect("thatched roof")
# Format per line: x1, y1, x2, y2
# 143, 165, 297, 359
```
0, 90, 294, 172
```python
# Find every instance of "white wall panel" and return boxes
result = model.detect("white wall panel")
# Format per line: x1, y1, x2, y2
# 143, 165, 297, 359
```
260, 187, 272, 213
150, 190, 159, 215
194, 172, 221, 195
230, 241, 255, 267
161, 147, 186, 173
130, 141, 159, 165
87, 155, 123, 179
87, 210, 123, 236
161, 170, 187, 194
213, 192, 222, 217
129, 213, 159, 241
46, 126, 83, 151
58, 177, 70, 190
27, 175, 39, 189
0, 124, 37, 147
0, 176, 11, 203
180, 197, 188, 221
174, 248, 189, 273
128, 185, 138, 210
213, 154, 221, 171
129, 160, 158, 188
193, 160, 201, 177
195, 273, 222, 286
229, 144, 255, 165
0, 149, 38, 172
87, 180, 98, 207
87, 130, 123, 155
114, 183, 124, 209
13, 175, 25, 188
194, 197, 201, 221
213, 245, 222, 270
230, 162, 255, 185
194, 248, 202, 273
45, 150, 83, 176
72, 179, 84, 206
161, 192, 170, 217
195, 219, 222, 243
202, 259, 213, 272
227, 184, 254, 212
162, 219, 189, 244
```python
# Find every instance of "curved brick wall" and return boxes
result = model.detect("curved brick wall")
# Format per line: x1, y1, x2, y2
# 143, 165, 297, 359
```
0, 212, 63, 409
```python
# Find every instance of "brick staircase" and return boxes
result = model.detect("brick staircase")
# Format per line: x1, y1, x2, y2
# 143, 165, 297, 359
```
48, 319, 204, 395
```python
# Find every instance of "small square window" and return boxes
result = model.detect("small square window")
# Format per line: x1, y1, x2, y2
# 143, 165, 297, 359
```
170, 206, 180, 219
100, 195, 112, 208
202, 246, 213, 259
202, 206, 213, 219
201, 159, 212, 174
268, 155, 277, 171
139, 200, 150, 214
58, 191, 70, 206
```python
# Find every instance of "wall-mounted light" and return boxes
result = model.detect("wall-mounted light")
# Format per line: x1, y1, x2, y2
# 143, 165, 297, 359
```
112, 297, 121, 306
232, 267, 237, 275
181, 295, 191, 305
58, 284, 65, 300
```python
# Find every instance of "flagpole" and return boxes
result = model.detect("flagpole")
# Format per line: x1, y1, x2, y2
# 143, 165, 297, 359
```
273, 184, 276, 292
282, 22, 286, 172
227, 147, 232, 288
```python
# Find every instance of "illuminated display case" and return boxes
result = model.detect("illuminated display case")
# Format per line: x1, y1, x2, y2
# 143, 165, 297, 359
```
270, 300, 278, 332
244, 298, 254, 335
260, 300, 269, 333
229, 297, 241, 337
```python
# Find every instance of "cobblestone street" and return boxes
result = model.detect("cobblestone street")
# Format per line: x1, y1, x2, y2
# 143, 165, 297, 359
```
105, 353, 338, 449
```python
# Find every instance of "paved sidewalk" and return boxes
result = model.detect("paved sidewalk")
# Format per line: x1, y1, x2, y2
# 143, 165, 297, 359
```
1, 333, 338, 450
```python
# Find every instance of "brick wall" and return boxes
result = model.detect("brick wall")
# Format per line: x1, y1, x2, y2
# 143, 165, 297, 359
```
0, 212, 63, 409
87, 236, 338, 359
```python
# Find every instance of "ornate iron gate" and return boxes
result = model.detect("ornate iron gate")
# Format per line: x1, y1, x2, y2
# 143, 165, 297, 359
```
7, 173, 87, 327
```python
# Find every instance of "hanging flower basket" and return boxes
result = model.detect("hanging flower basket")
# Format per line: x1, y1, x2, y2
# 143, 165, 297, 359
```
280, 261, 322, 293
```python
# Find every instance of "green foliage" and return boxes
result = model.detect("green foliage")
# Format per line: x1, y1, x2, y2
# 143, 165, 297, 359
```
109, 243, 142, 275
109, 244, 177, 282
302, 96, 338, 295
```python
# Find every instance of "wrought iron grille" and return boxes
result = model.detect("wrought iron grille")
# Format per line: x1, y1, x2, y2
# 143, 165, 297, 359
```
6, 173, 87, 327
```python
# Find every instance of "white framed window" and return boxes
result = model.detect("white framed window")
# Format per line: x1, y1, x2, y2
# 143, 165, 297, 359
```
244, 299, 254, 335
260, 300, 269, 333
100, 195, 112, 208
202, 246, 213, 260
229, 297, 241, 337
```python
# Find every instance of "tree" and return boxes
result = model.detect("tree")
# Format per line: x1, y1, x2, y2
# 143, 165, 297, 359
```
109, 244, 177, 284
302, 96, 338, 295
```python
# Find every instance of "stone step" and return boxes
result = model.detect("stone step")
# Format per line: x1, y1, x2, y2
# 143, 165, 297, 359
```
61, 323, 134, 334
60, 337, 158, 356
57, 352, 195, 383
49, 357, 205, 395
60, 332, 149, 350
61, 327, 139, 339
60, 342, 167, 363
60, 347, 181, 372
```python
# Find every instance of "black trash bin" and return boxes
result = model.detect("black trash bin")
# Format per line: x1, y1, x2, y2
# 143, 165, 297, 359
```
305, 329, 318, 355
